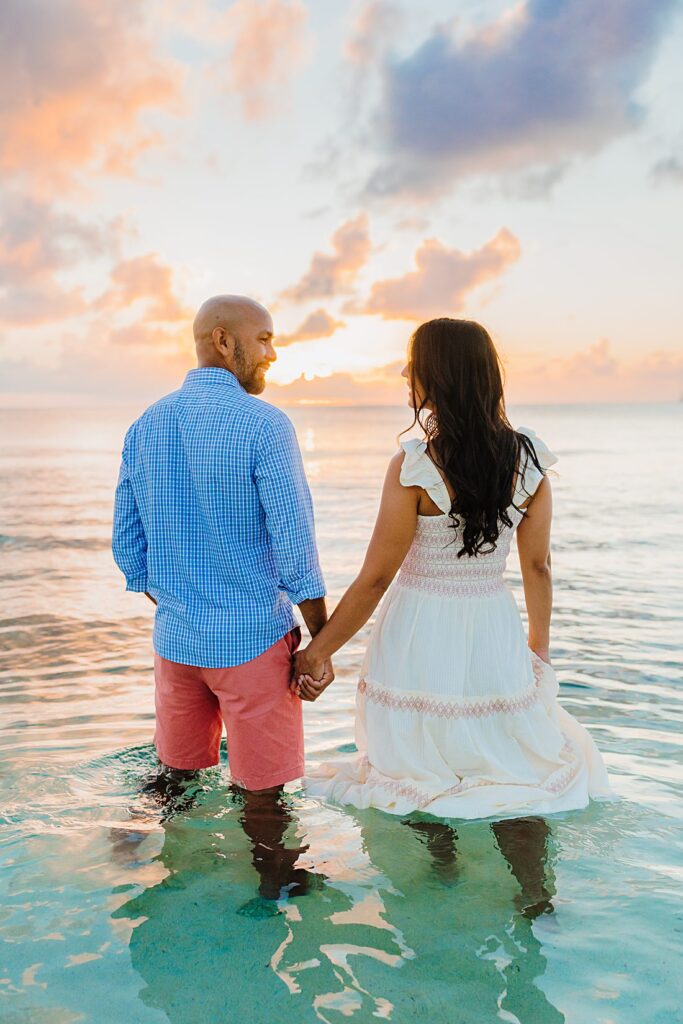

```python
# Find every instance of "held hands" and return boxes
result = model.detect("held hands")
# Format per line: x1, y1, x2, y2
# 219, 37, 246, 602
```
291, 645, 335, 702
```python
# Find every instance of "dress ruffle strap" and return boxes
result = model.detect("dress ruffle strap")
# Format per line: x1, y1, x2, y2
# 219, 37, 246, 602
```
514, 427, 558, 505
399, 439, 451, 514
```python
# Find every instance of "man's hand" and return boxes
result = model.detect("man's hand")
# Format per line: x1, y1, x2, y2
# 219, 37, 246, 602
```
292, 647, 334, 702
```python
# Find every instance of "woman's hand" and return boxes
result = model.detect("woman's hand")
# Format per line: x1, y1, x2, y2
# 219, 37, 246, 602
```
294, 643, 325, 680
530, 645, 551, 665
286, 452, 420, 704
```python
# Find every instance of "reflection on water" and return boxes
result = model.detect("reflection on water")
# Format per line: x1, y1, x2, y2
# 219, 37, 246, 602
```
109, 781, 563, 1024
1, 403, 682, 1022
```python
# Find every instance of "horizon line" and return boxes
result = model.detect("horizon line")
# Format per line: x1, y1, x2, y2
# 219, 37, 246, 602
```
0, 395, 680, 412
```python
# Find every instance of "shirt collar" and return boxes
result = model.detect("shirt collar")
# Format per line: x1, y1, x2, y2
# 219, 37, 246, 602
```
182, 367, 244, 392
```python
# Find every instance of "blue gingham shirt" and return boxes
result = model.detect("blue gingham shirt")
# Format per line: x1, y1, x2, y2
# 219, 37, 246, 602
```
112, 367, 325, 668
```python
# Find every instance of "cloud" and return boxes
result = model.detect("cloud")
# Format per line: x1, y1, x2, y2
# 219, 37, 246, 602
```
0, 193, 115, 327
0, 196, 109, 286
364, 0, 677, 198
559, 337, 619, 378
0, 191, 189, 368
96, 254, 191, 324
271, 359, 406, 405
651, 156, 683, 185
0, 323, 194, 402
223, 0, 311, 120
277, 309, 346, 346
507, 339, 683, 403
107, 322, 189, 348
267, 342, 683, 406
0, 190, 190, 337
280, 214, 371, 301
0, 0, 180, 192
344, 1, 402, 67
350, 228, 520, 321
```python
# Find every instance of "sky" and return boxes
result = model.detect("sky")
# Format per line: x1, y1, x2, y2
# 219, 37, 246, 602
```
1, 0, 682, 407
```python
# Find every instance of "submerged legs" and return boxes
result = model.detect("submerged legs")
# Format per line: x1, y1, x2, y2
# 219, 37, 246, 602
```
403, 813, 554, 915
404, 819, 460, 883
140, 763, 201, 818
491, 816, 555, 918
235, 784, 324, 917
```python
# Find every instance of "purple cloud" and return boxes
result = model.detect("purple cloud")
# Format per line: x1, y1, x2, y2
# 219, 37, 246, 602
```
365, 0, 677, 198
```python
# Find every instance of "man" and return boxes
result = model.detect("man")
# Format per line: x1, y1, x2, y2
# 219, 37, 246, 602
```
112, 295, 333, 818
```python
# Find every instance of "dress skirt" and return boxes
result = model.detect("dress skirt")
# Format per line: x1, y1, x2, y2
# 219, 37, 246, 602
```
306, 578, 613, 819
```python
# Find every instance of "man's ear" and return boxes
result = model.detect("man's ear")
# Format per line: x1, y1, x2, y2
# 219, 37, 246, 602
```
212, 325, 231, 356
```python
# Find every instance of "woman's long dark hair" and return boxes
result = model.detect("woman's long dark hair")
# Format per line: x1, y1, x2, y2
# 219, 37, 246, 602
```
401, 318, 543, 558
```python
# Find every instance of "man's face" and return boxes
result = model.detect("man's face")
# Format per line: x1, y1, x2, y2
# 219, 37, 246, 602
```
230, 311, 276, 394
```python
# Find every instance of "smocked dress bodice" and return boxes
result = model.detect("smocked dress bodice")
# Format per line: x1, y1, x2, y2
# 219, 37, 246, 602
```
396, 429, 556, 599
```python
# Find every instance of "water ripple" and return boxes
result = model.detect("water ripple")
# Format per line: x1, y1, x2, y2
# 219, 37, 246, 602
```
0, 404, 681, 1023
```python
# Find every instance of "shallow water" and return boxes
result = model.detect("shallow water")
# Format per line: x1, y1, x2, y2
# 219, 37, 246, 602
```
1, 402, 682, 1023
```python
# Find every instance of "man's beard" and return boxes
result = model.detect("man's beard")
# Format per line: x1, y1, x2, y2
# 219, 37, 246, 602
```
233, 338, 267, 394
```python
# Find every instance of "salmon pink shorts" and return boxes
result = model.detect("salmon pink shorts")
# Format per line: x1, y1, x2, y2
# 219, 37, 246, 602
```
153, 627, 303, 790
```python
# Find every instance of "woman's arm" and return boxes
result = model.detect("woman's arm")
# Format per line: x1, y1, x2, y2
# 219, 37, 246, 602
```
516, 475, 553, 663
294, 451, 419, 699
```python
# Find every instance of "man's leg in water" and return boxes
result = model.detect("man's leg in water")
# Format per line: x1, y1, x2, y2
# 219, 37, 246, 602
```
237, 784, 312, 902
141, 764, 202, 818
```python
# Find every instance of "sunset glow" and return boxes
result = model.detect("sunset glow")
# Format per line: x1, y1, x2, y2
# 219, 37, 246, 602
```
2, 0, 682, 406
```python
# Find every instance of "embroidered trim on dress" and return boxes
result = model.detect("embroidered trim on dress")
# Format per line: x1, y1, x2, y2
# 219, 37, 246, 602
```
357, 664, 542, 719
357, 735, 580, 810
396, 569, 505, 597
401, 548, 508, 574
543, 741, 581, 793
362, 761, 432, 810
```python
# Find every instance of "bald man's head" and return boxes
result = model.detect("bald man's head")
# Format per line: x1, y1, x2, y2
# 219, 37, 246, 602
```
193, 295, 276, 394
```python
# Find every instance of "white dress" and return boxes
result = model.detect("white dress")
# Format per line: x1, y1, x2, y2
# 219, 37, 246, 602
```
307, 428, 613, 819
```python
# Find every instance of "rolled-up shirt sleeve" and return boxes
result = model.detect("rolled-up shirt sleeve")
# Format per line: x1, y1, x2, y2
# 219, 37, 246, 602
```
254, 414, 326, 605
112, 455, 148, 592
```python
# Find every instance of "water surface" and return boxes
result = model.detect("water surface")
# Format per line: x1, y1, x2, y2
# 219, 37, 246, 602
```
1, 402, 682, 1023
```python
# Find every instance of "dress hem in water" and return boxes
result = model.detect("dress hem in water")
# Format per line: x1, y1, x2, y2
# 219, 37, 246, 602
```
304, 656, 615, 821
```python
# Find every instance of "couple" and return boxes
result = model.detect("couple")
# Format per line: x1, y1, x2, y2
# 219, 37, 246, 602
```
113, 294, 611, 831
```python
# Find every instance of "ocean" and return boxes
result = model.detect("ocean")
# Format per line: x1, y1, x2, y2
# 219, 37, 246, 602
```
1, 401, 681, 1023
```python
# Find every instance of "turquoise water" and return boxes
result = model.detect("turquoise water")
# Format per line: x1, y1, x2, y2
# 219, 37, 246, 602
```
1, 402, 682, 1023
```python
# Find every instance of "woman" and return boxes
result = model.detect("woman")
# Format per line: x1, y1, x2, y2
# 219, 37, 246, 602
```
295, 318, 612, 818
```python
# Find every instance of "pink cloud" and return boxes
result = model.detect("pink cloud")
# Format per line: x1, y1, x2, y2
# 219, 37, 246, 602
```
267, 342, 683, 406
97, 253, 191, 324
351, 228, 521, 321
506, 340, 683, 403
0, 323, 195, 402
344, 1, 402, 67
1, 0, 180, 192
560, 338, 619, 378
223, 0, 311, 120
271, 359, 405, 405
107, 322, 189, 349
280, 214, 371, 302
277, 308, 346, 346
0, 193, 117, 327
